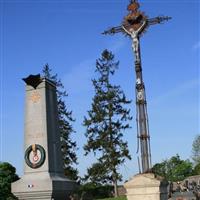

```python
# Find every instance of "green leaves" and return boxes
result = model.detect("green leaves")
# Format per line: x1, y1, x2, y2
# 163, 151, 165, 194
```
85, 162, 112, 184
190, 135, 200, 176
193, 163, 200, 175
192, 135, 200, 165
152, 154, 193, 182
83, 50, 132, 196
42, 64, 78, 181
0, 162, 19, 199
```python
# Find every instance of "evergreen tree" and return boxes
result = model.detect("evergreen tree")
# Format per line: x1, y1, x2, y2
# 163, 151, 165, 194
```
42, 64, 78, 180
192, 135, 200, 165
83, 50, 132, 197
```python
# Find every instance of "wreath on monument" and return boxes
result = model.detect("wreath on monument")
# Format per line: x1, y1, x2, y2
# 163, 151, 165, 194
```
25, 144, 46, 169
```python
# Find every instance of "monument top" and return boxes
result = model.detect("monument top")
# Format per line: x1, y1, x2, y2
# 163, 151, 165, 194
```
22, 74, 56, 89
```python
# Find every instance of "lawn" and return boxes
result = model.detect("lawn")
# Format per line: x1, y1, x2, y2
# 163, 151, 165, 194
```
97, 197, 127, 200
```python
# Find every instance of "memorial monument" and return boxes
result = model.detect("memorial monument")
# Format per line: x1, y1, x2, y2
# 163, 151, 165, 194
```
12, 74, 76, 200
103, 0, 171, 199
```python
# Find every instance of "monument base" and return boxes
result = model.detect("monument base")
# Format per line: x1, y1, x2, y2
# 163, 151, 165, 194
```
12, 172, 77, 200
124, 173, 168, 200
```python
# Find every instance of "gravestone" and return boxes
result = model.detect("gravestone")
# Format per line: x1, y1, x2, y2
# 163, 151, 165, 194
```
12, 74, 76, 200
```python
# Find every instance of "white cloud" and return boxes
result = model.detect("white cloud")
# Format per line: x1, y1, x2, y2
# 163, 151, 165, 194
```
150, 79, 199, 104
62, 59, 95, 95
108, 37, 126, 53
62, 39, 126, 95
193, 41, 200, 50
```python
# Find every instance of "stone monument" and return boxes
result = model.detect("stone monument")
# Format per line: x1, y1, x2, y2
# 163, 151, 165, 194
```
12, 74, 76, 200
103, 1, 171, 199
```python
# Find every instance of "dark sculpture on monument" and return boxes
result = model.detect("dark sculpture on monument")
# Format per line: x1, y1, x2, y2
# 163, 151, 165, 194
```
103, 0, 171, 199
12, 74, 76, 200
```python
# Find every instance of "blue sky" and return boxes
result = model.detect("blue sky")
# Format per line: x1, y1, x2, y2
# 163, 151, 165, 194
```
0, 0, 199, 182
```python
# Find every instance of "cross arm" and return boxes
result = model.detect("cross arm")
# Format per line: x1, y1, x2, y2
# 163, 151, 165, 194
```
102, 22, 135, 35
147, 16, 172, 26
102, 26, 123, 35
102, 15, 171, 35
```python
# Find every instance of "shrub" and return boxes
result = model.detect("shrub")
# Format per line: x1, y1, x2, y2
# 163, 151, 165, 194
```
73, 183, 114, 200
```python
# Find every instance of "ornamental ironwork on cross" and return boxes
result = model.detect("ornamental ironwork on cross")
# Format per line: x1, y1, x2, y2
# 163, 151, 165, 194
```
103, 0, 171, 173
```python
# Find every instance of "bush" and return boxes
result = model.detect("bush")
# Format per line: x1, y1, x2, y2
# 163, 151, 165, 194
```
193, 163, 200, 175
73, 183, 114, 200
0, 162, 19, 200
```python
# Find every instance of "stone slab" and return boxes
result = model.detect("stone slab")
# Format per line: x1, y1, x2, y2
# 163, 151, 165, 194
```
124, 173, 168, 200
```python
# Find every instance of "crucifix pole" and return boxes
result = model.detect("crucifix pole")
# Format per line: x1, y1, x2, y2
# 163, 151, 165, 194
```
103, 0, 171, 173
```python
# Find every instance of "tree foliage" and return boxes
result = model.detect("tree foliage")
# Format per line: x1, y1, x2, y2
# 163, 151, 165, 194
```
84, 162, 111, 184
83, 50, 132, 197
0, 162, 19, 200
74, 182, 114, 200
192, 135, 200, 165
193, 163, 200, 175
42, 64, 78, 180
152, 154, 193, 182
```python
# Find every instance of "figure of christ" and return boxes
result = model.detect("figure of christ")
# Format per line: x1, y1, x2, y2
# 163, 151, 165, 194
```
122, 20, 147, 62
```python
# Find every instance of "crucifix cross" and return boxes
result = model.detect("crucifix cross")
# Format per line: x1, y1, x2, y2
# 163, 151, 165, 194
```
103, 0, 171, 63
103, 0, 172, 173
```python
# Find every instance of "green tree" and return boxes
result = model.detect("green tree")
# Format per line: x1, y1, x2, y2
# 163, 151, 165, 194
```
85, 162, 111, 184
193, 163, 200, 175
0, 162, 19, 200
152, 154, 193, 182
42, 64, 78, 180
192, 135, 200, 165
83, 50, 132, 197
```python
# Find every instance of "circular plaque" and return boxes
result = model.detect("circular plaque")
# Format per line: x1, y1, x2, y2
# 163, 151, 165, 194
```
137, 90, 144, 101
25, 144, 46, 169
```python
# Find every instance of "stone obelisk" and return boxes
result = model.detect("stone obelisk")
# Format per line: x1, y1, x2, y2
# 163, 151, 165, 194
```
12, 74, 76, 200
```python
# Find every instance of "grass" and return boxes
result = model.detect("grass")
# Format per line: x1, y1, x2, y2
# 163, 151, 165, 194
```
97, 197, 127, 200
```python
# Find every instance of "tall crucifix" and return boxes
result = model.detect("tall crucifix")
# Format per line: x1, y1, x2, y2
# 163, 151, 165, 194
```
103, 0, 171, 173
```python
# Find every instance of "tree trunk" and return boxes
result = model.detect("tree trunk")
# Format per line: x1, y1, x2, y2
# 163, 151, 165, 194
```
113, 178, 119, 197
